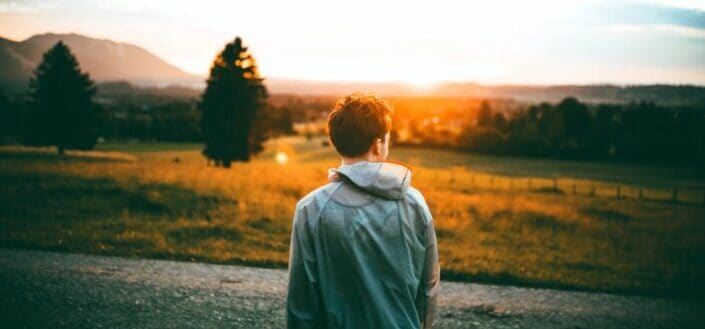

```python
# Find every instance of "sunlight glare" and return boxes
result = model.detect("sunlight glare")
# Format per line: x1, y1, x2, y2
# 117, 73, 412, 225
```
275, 151, 288, 165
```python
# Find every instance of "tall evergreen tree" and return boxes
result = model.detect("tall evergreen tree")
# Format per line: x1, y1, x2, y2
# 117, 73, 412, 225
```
25, 41, 97, 155
199, 37, 267, 167
476, 100, 493, 127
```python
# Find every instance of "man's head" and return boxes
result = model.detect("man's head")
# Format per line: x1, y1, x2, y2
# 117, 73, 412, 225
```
328, 93, 393, 161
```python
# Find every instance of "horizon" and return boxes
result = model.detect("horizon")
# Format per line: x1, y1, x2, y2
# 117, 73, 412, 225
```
2, 0, 705, 86
4, 31, 705, 91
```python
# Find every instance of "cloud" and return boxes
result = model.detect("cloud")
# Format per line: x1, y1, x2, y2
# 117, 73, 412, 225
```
598, 2, 705, 31
0, 1, 37, 13
598, 23, 705, 39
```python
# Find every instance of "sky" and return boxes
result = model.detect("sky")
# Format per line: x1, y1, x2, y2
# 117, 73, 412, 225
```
1, 0, 704, 85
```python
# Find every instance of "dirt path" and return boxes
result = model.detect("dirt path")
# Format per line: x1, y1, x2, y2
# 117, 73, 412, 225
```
0, 248, 702, 328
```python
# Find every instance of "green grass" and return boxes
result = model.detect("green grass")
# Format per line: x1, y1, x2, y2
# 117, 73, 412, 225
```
95, 141, 203, 152
1, 138, 704, 299
393, 146, 705, 189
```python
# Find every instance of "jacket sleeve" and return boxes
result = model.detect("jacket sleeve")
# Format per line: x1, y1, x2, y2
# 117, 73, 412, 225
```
416, 202, 440, 329
286, 204, 322, 329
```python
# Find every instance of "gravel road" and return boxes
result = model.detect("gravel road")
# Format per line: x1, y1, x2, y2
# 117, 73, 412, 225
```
0, 248, 702, 328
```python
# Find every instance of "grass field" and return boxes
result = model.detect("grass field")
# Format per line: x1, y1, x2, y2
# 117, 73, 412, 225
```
1, 137, 704, 299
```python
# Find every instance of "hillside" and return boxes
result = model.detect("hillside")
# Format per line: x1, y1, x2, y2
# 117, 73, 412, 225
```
0, 33, 200, 90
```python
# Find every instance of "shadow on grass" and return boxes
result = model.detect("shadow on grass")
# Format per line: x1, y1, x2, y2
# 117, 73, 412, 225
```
0, 171, 245, 265
581, 206, 632, 223
0, 147, 136, 163
247, 217, 289, 234
522, 212, 577, 232
0, 173, 223, 222
484, 209, 577, 234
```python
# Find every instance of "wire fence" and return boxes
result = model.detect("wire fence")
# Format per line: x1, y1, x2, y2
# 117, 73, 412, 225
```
419, 170, 705, 206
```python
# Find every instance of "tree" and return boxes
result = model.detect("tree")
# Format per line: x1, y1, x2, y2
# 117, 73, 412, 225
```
457, 127, 504, 154
25, 41, 97, 155
557, 97, 591, 155
476, 100, 493, 127
0, 92, 20, 143
199, 37, 267, 167
492, 111, 507, 131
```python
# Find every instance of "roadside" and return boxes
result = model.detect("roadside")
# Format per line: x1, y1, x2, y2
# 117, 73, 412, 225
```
0, 248, 702, 329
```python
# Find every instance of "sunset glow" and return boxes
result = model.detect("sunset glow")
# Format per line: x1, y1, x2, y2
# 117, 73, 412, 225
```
1, 0, 704, 84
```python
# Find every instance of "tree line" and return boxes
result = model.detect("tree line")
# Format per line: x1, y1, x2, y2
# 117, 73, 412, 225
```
456, 98, 705, 166
92, 99, 292, 143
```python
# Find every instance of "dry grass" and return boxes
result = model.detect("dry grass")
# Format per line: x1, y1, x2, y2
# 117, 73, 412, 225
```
1, 137, 704, 299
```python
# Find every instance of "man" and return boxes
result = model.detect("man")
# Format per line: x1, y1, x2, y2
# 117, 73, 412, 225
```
286, 93, 440, 329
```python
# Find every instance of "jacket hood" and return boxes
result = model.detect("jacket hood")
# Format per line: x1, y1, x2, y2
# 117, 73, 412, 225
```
328, 161, 411, 200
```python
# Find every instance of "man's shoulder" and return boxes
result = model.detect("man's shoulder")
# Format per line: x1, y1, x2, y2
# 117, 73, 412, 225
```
404, 186, 428, 207
295, 182, 339, 211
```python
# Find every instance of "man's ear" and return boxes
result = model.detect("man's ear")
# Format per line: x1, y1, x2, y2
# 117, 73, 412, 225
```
371, 138, 382, 155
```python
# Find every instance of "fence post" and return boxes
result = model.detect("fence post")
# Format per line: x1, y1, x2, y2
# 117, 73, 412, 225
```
616, 186, 621, 199
638, 188, 644, 200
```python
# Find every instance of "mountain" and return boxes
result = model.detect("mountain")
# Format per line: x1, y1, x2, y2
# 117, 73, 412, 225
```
0, 33, 201, 90
429, 83, 705, 105
95, 81, 202, 101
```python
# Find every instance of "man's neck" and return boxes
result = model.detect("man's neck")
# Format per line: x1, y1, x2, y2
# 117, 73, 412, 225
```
340, 153, 380, 166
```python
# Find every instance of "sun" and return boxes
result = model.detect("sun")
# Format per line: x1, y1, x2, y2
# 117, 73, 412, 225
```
402, 72, 444, 89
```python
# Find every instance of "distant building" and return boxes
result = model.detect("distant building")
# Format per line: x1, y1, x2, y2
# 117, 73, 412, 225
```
293, 120, 327, 136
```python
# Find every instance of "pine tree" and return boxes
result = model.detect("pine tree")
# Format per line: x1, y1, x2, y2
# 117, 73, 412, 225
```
25, 41, 97, 155
476, 100, 493, 127
199, 37, 268, 167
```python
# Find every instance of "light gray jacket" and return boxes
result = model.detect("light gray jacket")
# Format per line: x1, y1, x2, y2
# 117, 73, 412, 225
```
286, 161, 440, 329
